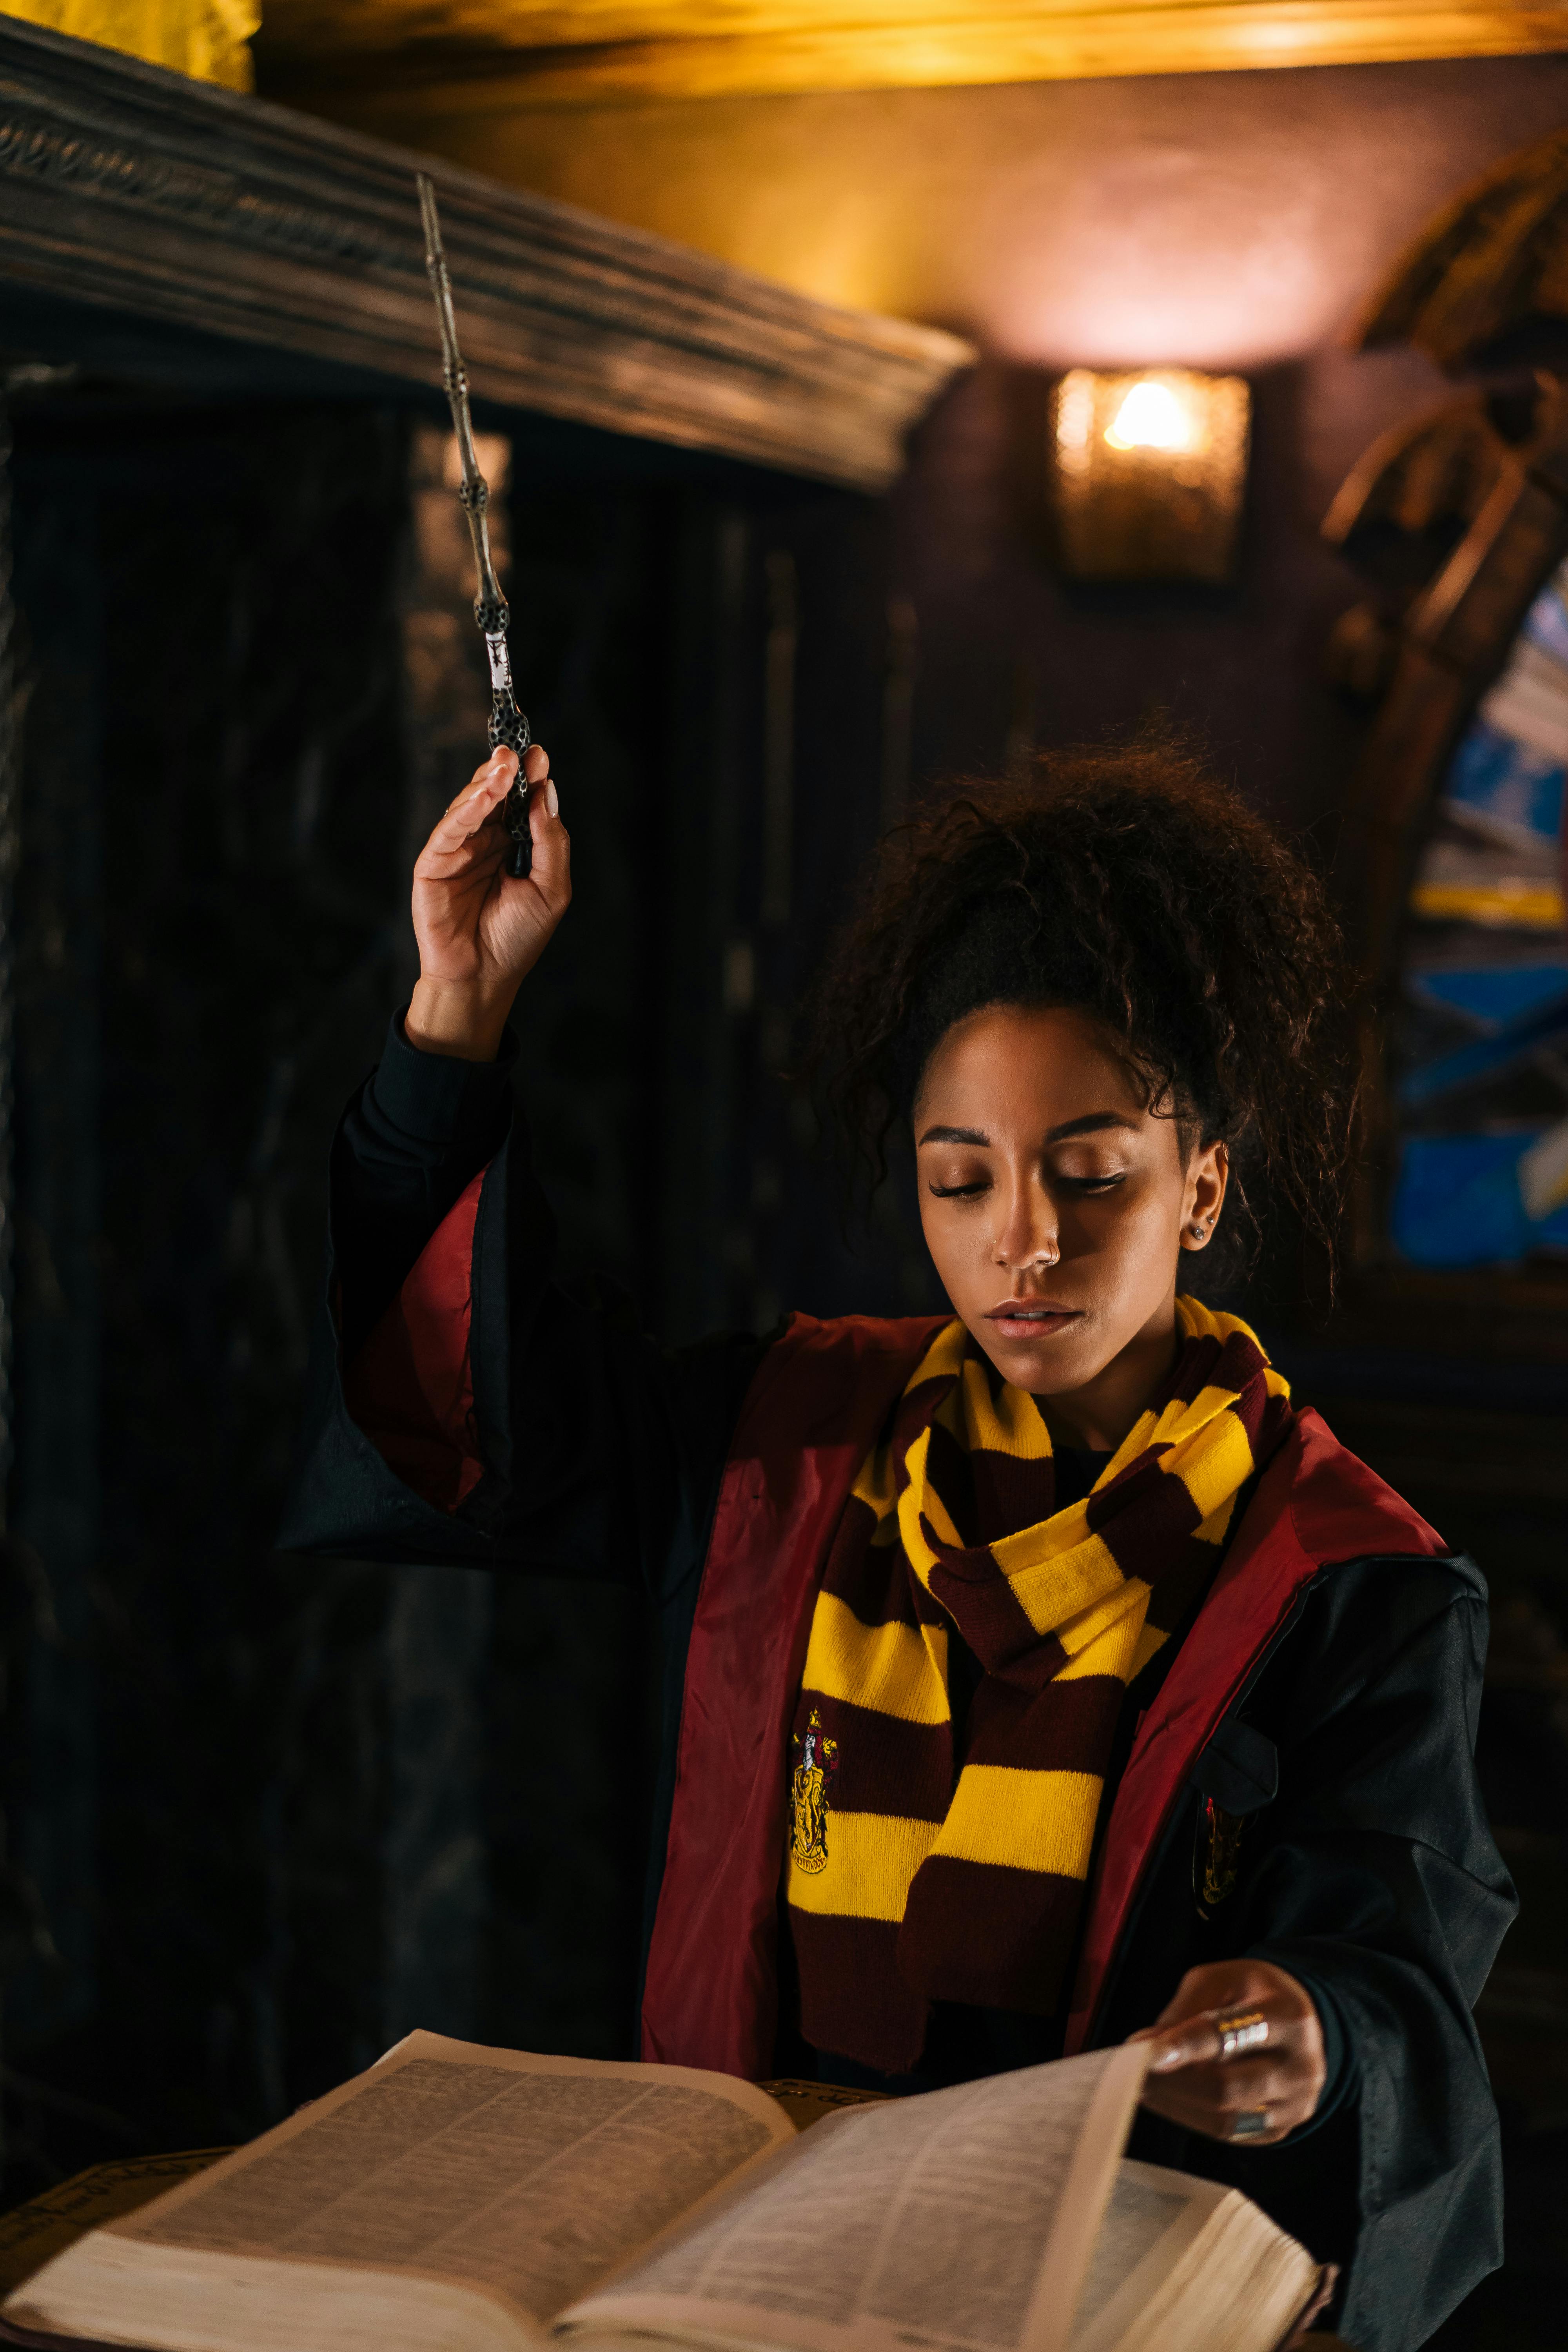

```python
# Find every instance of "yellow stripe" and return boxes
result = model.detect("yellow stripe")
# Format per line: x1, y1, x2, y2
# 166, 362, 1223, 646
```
1194, 1491, 1240, 1548
1127, 1617, 1171, 1680
802, 1592, 950, 1726
1102, 1404, 1158, 1483
1002, 1528, 1129, 1637
909, 1318, 967, 1392
960, 1357, 1052, 1460
1164, 1409, 1256, 1520
935, 1766, 1102, 1879
850, 1439, 899, 1520
897, 1426, 964, 1574
1153, 1382, 1241, 1447
993, 1498, 1090, 1578
1054, 1588, 1150, 1677
786, 1809, 941, 1918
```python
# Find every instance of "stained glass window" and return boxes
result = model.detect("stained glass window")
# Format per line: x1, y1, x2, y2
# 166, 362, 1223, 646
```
1390, 559, 1568, 1268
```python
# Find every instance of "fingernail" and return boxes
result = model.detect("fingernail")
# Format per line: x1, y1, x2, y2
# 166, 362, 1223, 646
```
544, 776, 559, 819
1149, 2045, 1183, 2072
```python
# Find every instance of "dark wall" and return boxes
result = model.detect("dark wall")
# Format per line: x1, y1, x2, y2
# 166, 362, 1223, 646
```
0, 379, 917, 2194
0, 396, 697, 2185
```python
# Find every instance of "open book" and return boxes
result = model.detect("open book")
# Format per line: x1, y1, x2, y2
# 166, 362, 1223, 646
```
1, 2031, 1328, 2352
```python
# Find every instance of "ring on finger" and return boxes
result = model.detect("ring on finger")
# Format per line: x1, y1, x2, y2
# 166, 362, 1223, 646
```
1213, 2008, 1269, 2061
1229, 2105, 1271, 2142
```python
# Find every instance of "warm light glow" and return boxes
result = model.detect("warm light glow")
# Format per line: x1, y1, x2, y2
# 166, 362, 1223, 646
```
1051, 367, 1251, 583
1104, 379, 1197, 453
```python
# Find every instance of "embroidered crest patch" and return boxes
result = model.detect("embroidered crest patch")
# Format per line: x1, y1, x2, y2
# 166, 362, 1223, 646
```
1199, 1796, 1245, 1908
789, 1709, 838, 1876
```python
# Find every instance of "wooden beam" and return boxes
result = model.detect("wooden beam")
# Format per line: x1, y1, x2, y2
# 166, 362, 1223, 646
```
0, 18, 971, 490
256, 0, 1568, 110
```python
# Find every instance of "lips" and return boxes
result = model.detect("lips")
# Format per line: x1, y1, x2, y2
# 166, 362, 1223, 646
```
985, 1300, 1082, 1337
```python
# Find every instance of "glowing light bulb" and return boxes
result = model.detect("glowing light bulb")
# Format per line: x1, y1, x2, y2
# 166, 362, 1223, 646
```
1104, 380, 1194, 453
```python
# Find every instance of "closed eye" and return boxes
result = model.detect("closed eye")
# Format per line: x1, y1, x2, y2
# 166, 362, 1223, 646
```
927, 1179, 990, 1198
1062, 1172, 1127, 1194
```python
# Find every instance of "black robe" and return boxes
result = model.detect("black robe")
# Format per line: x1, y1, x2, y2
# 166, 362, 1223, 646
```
280, 1017, 1517, 2352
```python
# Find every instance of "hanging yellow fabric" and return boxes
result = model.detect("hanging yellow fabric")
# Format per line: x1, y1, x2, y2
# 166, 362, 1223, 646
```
4, 1, 259, 91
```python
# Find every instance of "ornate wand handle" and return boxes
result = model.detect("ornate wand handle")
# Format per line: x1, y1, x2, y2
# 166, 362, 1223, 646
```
416, 172, 533, 878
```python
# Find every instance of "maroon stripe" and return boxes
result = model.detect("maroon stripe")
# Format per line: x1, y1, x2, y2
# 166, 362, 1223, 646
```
964, 1673, 1125, 1771
1211, 1327, 1267, 1394
791, 1692, 953, 1821
1085, 1445, 1171, 1511
913, 1581, 952, 1628
924, 1417, 979, 1546
821, 1492, 879, 1590
822, 1528, 926, 1629
1162, 1330, 1221, 1407
1232, 1381, 1293, 1469
973, 1625, 1072, 1695
898, 1857, 1089, 2012
889, 1371, 953, 1466
925, 1551, 1044, 1673
1141, 1545, 1216, 1635
788, 1912, 930, 2074
1094, 1474, 1204, 1587
970, 1445, 1059, 1538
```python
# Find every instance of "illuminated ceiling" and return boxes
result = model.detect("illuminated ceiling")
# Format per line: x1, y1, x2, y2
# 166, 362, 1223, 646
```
256, 0, 1568, 109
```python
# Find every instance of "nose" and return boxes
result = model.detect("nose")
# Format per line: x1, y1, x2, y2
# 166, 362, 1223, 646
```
993, 1173, 1060, 1271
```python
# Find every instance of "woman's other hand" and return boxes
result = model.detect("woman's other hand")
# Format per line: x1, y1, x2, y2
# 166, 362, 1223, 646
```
407, 742, 568, 1061
1126, 1959, 1327, 2145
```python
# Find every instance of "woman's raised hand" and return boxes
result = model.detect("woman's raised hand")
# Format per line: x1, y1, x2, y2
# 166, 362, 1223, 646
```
1126, 1958, 1328, 2145
406, 742, 569, 1061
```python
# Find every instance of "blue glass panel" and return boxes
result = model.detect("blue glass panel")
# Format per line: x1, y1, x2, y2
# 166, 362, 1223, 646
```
1522, 571, 1568, 668
1397, 990, 1568, 1106
1391, 1131, 1568, 1267
1414, 963, 1568, 1027
1442, 720, 1564, 846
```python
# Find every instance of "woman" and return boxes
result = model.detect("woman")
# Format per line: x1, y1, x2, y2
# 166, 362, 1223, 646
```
283, 736, 1513, 2352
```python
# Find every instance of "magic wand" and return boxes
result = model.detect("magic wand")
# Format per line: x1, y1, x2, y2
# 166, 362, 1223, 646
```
416, 171, 534, 876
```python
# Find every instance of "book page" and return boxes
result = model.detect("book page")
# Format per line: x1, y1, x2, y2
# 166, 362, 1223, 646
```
563, 2043, 1149, 2352
1069, 2162, 1322, 2352
1069, 2163, 1226, 2352
6, 2034, 793, 2351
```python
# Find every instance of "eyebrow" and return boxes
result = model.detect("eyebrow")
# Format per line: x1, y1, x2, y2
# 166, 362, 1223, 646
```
916, 1112, 1140, 1147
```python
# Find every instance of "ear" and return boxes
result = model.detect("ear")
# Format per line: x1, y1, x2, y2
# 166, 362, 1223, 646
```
1179, 1140, 1229, 1255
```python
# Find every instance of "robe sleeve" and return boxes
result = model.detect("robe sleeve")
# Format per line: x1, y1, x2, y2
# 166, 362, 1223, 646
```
278, 1012, 766, 1595
1227, 1557, 1515, 2352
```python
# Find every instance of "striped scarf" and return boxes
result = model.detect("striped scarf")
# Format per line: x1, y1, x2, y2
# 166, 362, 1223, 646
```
784, 1298, 1293, 2073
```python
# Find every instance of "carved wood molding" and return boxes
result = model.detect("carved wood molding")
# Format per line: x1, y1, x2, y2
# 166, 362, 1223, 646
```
257, 0, 1568, 109
1354, 125, 1568, 372
0, 17, 972, 489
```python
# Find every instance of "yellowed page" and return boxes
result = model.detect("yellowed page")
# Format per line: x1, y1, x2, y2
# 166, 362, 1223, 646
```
563, 2043, 1150, 2352
0, 2235, 534, 2352
1068, 2162, 1230, 2352
5, 2033, 793, 2352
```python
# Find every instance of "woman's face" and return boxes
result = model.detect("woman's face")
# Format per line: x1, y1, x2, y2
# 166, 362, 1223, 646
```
913, 1004, 1227, 1448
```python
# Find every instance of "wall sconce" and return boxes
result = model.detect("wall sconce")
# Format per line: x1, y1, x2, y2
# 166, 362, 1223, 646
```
1051, 368, 1251, 584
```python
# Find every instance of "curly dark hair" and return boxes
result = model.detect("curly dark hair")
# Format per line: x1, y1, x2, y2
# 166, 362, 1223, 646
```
803, 737, 1355, 1280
